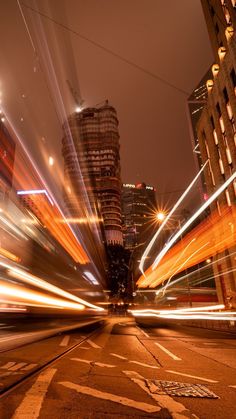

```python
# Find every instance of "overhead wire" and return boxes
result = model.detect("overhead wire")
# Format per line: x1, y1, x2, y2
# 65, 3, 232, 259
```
21, 2, 190, 96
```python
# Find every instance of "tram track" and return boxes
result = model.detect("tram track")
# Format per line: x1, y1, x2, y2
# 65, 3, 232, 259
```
0, 319, 105, 399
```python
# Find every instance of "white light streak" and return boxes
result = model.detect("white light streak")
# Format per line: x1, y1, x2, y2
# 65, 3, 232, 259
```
139, 162, 209, 276
152, 171, 236, 270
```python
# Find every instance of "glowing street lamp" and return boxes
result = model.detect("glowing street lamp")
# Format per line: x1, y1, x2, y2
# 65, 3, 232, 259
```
48, 156, 54, 166
156, 211, 166, 222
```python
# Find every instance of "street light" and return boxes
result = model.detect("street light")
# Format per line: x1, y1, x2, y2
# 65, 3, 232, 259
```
156, 211, 166, 222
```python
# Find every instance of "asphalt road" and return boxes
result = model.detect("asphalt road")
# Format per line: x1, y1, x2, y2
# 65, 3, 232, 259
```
0, 317, 236, 418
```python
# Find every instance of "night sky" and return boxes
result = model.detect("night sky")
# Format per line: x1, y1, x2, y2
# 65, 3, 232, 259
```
0, 0, 213, 210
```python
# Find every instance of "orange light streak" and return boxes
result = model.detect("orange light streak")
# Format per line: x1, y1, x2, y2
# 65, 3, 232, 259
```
137, 206, 236, 288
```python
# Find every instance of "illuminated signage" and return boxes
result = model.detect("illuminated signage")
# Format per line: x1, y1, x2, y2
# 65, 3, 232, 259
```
123, 183, 135, 188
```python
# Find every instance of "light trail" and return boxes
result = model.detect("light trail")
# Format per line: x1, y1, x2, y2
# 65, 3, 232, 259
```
152, 171, 236, 271
139, 162, 209, 276
0, 281, 85, 311
137, 197, 236, 289
0, 261, 104, 311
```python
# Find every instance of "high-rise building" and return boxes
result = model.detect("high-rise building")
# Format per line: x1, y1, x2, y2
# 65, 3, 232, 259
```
121, 182, 157, 250
0, 119, 15, 209
62, 101, 123, 245
192, 1, 236, 306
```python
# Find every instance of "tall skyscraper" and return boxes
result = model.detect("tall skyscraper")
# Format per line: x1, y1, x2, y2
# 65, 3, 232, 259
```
62, 101, 123, 246
121, 182, 157, 250
191, 1, 236, 306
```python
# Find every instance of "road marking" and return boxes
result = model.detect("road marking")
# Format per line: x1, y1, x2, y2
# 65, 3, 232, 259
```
59, 381, 160, 413
71, 358, 91, 364
79, 346, 90, 350
110, 353, 127, 360
203, 342, 217, 345
21, 363, 38, 371
136, 326, 149, 338
12, 368, 56, 419
59, 335, 70, 347
9, 362, 27, 371
123, 370, 195, 419
1, 361, 16, 369
71, 358, 115, 368
155, 342, 182, 361
229, 385, 236, 388
95, 362, 116, 368
166, 370, 218, 383
87, 339, 101, 349
129, 361, 159, 369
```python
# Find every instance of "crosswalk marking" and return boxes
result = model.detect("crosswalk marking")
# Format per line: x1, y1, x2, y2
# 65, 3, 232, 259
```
1, 362, 15, 369
21, 363, 38, 371
9, 362, 27, 371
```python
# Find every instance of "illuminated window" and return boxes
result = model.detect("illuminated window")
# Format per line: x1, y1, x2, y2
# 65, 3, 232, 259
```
226, 146, 232, 164
225, 189, 231, 206
213, 129, 218, 144
226, 102, 233, 120
219, 116, 225, 133
219, 158, 225, 174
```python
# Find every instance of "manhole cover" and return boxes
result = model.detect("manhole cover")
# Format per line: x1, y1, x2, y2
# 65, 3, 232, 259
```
145, 379, 219, 399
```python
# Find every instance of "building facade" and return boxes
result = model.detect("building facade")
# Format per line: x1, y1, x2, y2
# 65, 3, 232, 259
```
193, 0, 236, 306
121, 182, 157, 250
62, 101, 123, 246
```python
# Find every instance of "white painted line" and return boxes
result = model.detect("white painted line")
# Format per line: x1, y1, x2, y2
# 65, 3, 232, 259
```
71, 358, 91, 365
129, 361, 159, 369
12, 368, 56, 419
136, 326, 149, 338
229, 385, 236, 388
9, 362, 27, 371
166, 370, 218, 383
123, 370, 195, 419
79, 346, 90, 350
71, 358, 115, 368
59, 381, 160, 413
87, 339, 101, 349
203, 343, 217, 346
59, 335, 70, 347
1, 362, 16, 369
21, 363, 38, 371
155, 342, 182, 361
95, 362, 116, 368
110, 353, 127, 360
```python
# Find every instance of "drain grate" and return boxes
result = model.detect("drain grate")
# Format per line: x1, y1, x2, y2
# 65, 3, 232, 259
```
145, 379, 219, 399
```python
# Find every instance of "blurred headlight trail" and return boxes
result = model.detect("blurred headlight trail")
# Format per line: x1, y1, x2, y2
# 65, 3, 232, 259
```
137, 204, 236, 289
0, 280, 85, 310
0, 261, 104, 311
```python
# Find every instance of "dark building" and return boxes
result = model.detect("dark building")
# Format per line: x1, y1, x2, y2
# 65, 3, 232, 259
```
62, 101, 123, 246
121, 182, 157, 250
0, 119, 15, 209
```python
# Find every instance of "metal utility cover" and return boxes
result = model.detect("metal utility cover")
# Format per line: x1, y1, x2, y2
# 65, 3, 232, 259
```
145, 379, 219, 399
